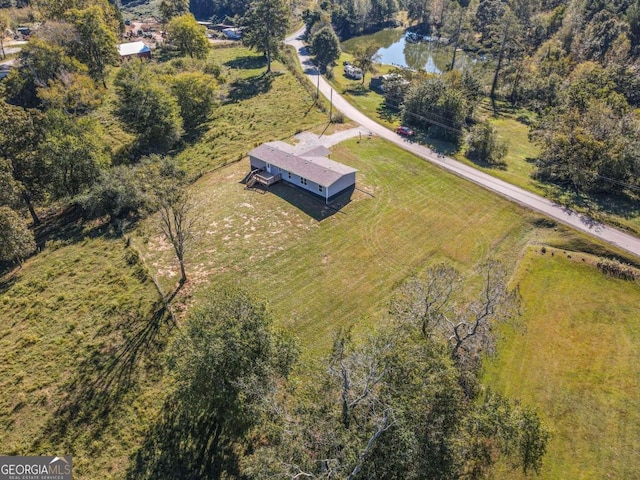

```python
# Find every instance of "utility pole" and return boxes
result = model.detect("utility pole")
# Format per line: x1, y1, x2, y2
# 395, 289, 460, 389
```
329, 88, 333, 122
316, 69, 320, 104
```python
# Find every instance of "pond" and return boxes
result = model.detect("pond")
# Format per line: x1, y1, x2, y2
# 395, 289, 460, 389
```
341, 28, 476, 73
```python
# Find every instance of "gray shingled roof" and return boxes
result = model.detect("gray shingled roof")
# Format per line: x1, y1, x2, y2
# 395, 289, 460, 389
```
249, 143, 357, 187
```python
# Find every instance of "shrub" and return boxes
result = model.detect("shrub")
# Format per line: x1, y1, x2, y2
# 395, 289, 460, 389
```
596, 258, 639, 281
331, 111, 345, 123
466, 122, 508, 166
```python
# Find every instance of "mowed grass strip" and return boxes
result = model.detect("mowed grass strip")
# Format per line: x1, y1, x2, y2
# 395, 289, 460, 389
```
137, 137, 540, 355
483, 249, 640, 479
0, 236, 167, 479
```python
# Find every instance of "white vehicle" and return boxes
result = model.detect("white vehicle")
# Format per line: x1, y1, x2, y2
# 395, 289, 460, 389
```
344, 64, 363, 80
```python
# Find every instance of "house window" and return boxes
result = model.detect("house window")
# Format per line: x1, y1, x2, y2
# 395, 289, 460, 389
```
318, 185, 323, 192
300, 177, 307, 185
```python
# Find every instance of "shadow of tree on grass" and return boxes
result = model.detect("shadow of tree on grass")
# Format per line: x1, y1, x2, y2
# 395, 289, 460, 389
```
125, 398, 241, 480
226, 73, 275, 102
377, 103, 401, 124
343, 84, 369, 96
31, 303, 175, 452
223, 55, 267, 70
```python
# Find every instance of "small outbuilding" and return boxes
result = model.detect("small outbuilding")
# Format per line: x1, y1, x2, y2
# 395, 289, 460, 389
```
247, 142, 357, 203
117, 41, 152, 61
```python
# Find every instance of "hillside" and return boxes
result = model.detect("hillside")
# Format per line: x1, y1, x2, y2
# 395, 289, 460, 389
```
2, 0, 640, 477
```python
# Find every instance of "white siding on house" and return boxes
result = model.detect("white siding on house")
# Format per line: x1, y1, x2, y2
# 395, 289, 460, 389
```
248, 144, 357, 201
328, 172, 356, 198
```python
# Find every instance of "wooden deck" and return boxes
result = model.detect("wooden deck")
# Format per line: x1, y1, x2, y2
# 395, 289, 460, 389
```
246, 170, 281, 188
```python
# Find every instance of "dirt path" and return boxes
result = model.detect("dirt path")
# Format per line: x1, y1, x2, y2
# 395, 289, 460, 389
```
285, 27, 640, 259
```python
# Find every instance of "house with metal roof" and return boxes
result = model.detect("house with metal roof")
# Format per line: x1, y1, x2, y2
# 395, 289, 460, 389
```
247, 142, 357, 203
117, 41, 152, 61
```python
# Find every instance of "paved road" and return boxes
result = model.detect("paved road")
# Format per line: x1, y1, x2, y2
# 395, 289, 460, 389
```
285, 28, 640, 259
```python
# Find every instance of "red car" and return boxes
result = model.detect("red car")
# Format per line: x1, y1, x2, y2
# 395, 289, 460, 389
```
396, 126, 415, 137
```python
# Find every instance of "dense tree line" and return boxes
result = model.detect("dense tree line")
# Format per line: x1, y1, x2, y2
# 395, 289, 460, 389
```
150, 265, 548, 479
0, 1, 218, 266
325, 0, 640, 197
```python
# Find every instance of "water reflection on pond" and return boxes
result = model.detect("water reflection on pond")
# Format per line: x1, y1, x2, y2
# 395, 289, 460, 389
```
341, 28, 475, 73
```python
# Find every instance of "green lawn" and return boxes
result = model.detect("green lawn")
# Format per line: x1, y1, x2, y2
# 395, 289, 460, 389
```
484, 249, 640, 479
135, 136, 558, 355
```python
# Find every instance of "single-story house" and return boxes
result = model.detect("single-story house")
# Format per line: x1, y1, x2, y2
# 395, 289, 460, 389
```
247, 142, 357, 203
117, 41, 152, 61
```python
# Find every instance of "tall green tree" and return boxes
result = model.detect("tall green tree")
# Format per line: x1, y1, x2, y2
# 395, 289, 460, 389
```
79, 165, 148, 233
406, 0, 431, 28
4, 37, 87, 107
0, 101, 45, 224
65, 6, 119, 87
167, 13, 209, 59
41, 110, 110, 198
473, 0, 505, 44
488, 7, 524, 110
171, 71, 217, 132
403, 74, 468, 142
157, 285, 298, 478
310, 25, 341, 72
352, 43, 380, 84
0, 206, 36, 266
242, 0, 290, 73
160, 0, 190, 25
466, 121, 508, 166
35, 0, 122, 32
114, 61, 183, 153
36, 72, 104, 115
0, 158, 23, 210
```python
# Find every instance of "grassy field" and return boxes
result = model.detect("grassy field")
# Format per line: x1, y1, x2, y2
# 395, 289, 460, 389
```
0, 45, 331, 479
3, 37, 640, 479
135, 136, 555, 355
174, 45, 329, 175
484, 248, 640, 479
0, 229, 168, 478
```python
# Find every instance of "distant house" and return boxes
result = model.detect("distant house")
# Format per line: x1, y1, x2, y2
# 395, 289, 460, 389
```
117, 41, 152, 61
247, 142, 357, 203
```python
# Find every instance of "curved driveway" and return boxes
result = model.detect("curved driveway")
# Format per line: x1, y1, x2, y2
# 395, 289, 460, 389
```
285, 28, 640, 259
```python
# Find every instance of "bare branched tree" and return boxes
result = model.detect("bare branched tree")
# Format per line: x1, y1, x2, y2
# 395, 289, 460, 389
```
390, 260, 520, 366
389, 263, 461, 337
329, 329, 393, 430
448, 261, 519, 361
157, 188, 195, 286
